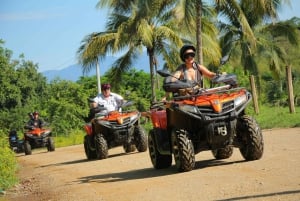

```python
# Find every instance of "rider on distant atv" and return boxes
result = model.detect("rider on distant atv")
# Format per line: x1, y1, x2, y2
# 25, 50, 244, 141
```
24, 111, 44, 130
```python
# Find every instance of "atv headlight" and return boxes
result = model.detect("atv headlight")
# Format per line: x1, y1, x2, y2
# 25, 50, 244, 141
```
97, 120, 111, 126
234, 94, 247, 107
25, 133, 33, 137
130, 114, 138, 121
179, 105, 199, 114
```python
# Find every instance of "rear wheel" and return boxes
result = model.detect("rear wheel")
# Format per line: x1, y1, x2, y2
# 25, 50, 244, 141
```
123, 143, 136, 153
171, 129, 195, 172
237, 115, 264, 160
24, 140, 32, 155
148, 129, 172, 169
47, 137, 55, 152
134, 125, 148, 152
212, 146, 233, 159
84, 135, 96, 160
95, 134, 108, 159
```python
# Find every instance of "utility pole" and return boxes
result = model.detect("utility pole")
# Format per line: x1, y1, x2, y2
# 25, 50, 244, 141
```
96, 59, 101, 94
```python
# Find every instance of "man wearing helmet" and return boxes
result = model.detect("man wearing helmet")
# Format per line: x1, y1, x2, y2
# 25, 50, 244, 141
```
89, 83, 124, 117
24, 111, 44, 129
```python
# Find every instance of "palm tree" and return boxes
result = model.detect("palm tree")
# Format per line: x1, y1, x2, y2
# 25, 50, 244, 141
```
215, 0, 297, 79
78, 0, 183, 103
173, 0, 221, 65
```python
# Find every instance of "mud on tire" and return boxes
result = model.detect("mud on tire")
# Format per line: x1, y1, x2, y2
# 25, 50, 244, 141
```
212, 146, 233, 159
171, 129, 195, 172
123, 143, 136, 153
95, 134, 108, 159
148, 129, 172, 169
237, 115, 264, 160
134, 125, 148, 152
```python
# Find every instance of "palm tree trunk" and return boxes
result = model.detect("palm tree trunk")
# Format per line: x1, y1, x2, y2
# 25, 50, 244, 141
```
96, 60, 101, 94
148, 49, 156, 103
196, 0, 203, 65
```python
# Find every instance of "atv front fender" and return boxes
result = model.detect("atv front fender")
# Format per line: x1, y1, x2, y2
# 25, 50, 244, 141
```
152, 128, 171, 155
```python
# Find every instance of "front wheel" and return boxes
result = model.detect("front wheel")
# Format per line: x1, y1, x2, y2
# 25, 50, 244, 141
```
148, 129, 172, 169
134, 125, 148, 152
47, 137, 55, 152
95, 134, 108, 159
84, 135, 97, 160
24, 140, 32, 155
171, 129, 195, 172
237, 115, 264, 160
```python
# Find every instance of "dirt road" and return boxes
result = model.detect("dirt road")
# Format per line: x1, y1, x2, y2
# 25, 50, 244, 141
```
3, 128, 300, 201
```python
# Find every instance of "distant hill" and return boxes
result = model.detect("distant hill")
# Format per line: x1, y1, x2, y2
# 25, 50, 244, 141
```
41, 52, 164, 82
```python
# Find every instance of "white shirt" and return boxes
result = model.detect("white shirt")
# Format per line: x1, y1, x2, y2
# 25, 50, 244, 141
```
93, 92, 124, 112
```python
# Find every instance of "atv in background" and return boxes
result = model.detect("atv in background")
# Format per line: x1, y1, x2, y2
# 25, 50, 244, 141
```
8, 130, 24, 153
83, 101, 148, 160
148, 69, 264, 172
23, 126, 55, 155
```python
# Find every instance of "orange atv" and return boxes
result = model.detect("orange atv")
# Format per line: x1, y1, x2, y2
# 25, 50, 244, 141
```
23, 126, 55, 155
148, 70, 264, 172
83, 101, 148, 160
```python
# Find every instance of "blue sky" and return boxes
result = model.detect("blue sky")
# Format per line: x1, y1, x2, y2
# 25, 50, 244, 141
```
0, 0, 299, 72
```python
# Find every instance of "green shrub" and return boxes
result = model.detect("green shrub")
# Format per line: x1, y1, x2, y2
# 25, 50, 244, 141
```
0, 131, 18, 190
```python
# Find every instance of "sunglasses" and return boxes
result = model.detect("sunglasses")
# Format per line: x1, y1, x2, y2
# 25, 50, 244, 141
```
183, 52, 195, 59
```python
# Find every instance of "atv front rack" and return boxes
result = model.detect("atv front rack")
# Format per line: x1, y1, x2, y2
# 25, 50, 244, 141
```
173, 85, 243, 101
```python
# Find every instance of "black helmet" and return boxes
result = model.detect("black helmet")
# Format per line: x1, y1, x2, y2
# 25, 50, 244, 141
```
180, 45, 196, 62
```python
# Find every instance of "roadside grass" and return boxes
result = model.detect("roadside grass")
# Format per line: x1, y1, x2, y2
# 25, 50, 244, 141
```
247, 105, 300, 129
0, 133, 18, 192
54, 129, 84, 148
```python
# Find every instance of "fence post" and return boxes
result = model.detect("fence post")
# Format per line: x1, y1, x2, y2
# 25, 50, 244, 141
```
249, 75, 259, 114
286, 66, 295, 113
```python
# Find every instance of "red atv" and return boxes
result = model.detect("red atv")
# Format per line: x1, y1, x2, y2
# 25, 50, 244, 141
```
83, 101, 148, 160
148, 70, 264, 172
23, 127, 55, 155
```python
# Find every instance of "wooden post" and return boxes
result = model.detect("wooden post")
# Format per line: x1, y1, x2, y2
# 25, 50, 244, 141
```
286, 66, 295, 113
249, 75, 259, 114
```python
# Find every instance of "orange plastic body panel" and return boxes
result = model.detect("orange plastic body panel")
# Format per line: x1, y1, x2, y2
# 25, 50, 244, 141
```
150, 110, 167, 129
92, 111, 139, 125
84, 124, 93, 135
175, 88, 247, 113
26, 128, 51, 136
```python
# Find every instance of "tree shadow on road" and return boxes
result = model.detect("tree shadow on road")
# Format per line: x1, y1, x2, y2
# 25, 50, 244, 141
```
215, 190, 300, 201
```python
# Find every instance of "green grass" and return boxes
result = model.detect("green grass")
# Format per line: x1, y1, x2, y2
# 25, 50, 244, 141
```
247, 105, 300, 129
54, 129, 84, 148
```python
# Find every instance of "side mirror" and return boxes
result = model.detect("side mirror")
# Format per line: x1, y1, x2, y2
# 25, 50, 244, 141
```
122, 101, 134, 108
157, 69, 172, 77
220, 55, 229, 65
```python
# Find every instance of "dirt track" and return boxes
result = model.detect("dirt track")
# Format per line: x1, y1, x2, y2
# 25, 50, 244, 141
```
2, 127, 300, 201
